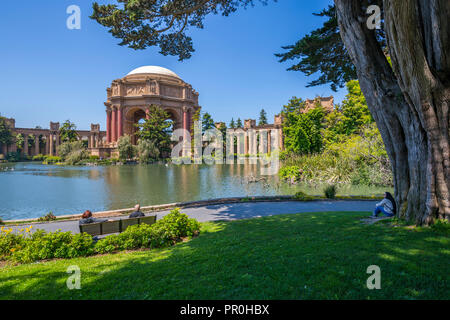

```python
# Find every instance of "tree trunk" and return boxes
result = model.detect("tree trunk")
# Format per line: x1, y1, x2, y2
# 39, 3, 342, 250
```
334, 0, 449, 225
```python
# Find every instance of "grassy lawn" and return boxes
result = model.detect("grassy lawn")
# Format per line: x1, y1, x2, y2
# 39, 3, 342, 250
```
0, 211, 448, 300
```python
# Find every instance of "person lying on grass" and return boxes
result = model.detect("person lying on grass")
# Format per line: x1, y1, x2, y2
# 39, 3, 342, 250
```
372, 192, 396, 218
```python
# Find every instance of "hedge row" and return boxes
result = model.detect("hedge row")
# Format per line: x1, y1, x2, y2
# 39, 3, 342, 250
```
0, 209, 200, 264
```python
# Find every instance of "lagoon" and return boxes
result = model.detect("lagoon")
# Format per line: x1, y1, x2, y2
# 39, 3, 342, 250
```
0, 162, 389, 220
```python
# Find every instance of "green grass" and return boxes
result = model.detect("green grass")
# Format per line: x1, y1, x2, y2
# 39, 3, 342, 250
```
0, 212, 448, 300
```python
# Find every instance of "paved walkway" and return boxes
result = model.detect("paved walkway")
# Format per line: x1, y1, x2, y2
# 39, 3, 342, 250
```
9, 200, 377, 234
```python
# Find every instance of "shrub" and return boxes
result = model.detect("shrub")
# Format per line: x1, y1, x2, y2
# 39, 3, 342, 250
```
56, 141, 89, 165
280, 123, 393, 186
324, 185, 337, 199
89, 155, 100, 161
43, 156, 62, 164
95, 208, 200, 253
118, 135, 136, 160
6, 151, 21, 162
153, 208, 201, 240
94, 234, 121, 254
37, 212, 57, 222
1, 209, 201, 264
293, 191, 314, 201
65, 149, 89, 165
32, 154, 45, 161
279, 165, 302, 182
137, 139, 160, 162
430, 219, 450, 234
10, 230, 94, 263
0, 226, 27, 260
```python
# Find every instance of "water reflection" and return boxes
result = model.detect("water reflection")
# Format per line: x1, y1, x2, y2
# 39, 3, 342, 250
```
0, 162, 389, 220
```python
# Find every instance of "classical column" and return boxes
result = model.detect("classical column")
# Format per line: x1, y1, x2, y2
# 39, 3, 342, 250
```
49, 135, 54, 156
89, 135, 93, 148
236, 130, 245, 164
183, 107, 188, 131
106, 109, 112, 143
272, 129, 280, 151
187, 109, 191, 134
258, 130, 266, 154
267, 130, 271, 153
244, 131, 249, 155
55, 134, 60, 155
35, 136, 40, 155
118, 107, 123, 138
278, 129, 283, 150
23, 135, 29, 156
45, 136, 50, 155
249, 129, 257, 155
145, 107, 150, 120
182, 107, 189, 157
111, 107, 117, 142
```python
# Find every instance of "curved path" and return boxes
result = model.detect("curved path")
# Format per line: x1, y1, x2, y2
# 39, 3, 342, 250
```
9, 200, 377, 234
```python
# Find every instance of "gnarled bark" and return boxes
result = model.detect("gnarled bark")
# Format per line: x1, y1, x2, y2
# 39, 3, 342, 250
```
334, 0, 449, 225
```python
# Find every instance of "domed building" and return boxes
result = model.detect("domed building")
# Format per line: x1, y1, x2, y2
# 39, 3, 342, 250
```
104, 66, 201, 147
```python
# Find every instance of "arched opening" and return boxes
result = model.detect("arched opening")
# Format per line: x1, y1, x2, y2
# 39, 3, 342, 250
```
123, 108, 146, 145
123, 106, 184, 149
163, 109, 179, 136
133, 110, 147, 145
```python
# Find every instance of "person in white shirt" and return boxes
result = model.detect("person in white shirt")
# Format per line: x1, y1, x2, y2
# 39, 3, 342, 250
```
372, 192, 396, 217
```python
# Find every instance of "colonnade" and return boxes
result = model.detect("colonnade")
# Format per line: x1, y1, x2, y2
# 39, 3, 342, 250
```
106, 105, 192, 145
227, 128, 283, 156
0, 120, 106, 157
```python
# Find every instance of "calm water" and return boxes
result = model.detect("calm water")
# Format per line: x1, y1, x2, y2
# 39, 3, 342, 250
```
0, 162, 389, 220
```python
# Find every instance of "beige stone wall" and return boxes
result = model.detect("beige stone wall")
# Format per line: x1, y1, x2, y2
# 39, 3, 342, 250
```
1, 119, 106, 157
304, 96, 334, 113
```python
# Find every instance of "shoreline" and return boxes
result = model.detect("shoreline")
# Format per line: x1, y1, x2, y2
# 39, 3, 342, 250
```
3, 195, 383, 226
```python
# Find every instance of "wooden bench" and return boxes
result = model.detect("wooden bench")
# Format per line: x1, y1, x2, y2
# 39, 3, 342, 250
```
79, 215, 157, 236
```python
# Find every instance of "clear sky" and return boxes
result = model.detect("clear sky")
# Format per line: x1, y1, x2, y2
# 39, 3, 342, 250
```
0, 0, 344, 130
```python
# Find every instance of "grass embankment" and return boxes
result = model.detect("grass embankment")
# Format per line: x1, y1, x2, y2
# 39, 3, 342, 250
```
0, 212, 448, 300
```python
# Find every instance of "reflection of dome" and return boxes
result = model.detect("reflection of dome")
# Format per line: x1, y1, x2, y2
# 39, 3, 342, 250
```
127, 66, 181, 79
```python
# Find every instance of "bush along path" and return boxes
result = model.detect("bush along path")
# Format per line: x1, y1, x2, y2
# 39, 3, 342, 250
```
0, 209, 200, 264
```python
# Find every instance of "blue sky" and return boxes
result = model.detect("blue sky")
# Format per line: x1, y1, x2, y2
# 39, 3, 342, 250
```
0, 0, 344, 130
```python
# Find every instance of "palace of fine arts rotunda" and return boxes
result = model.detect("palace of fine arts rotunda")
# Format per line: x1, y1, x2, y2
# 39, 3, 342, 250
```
103, 66, 201, 152
0, 66, 202, 158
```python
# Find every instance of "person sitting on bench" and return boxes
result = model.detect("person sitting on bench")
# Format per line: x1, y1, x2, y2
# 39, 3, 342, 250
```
79, 210, 109, 225
129, 204, 145, 218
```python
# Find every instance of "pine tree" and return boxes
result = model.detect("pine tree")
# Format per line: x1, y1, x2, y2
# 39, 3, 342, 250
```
202, 112, 215, 132
0, 116, 12, 146
136, 105, 172, 156
236, 118, 243, 128
229, 118, 236, 129
59, 120, 78, 143
258, 109, 268, 125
